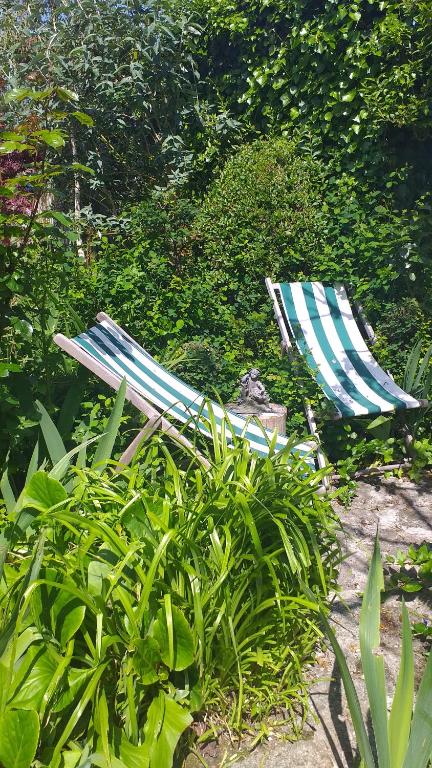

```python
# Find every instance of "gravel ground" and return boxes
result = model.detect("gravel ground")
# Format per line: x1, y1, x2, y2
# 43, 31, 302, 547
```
186, 475, 432, 768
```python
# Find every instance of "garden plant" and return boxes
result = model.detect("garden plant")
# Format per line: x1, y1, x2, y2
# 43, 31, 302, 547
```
0, 384, 340, 766
1, 0, 432, 764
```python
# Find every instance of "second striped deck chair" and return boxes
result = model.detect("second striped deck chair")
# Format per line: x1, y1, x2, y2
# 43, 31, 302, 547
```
54, 313, 316, 473
266, 280, 427, 469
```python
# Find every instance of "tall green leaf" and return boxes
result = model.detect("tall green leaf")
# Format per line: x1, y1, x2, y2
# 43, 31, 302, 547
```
388, 601, 414, 768
308, 586, 376, 768
152, 603, 195, 671
404, 341, 423, 393
92, 378, 127, 472
359, 533, 390, 768
35, 400, 67, 465
403, 647, 432, 768
1, 467, 16, 513
413, 342, 432, 392
143, 692, 192, 768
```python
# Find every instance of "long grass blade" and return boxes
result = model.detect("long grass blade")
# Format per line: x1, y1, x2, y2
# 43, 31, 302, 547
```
35, 400, 67, 464
413, 342, 432, 392
92, 378, 127, 472
307, 587, 376, 768
1, 468, 15, 514
389, 601, 414, 768
402, 646, 432, 768
25, 442, 40, 486
359, 532, 390, 768
403, 340, 422, 393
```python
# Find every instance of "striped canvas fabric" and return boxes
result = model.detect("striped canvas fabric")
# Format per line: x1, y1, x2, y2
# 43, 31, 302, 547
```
278, 281, 421, 418
73, 316, 315, 467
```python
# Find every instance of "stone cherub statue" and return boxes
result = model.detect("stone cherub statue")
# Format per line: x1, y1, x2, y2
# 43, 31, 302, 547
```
231, 367, 274, 415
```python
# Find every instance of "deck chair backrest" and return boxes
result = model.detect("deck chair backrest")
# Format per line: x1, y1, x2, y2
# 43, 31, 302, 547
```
55, 313, 314, 467
271, 281, 421, 418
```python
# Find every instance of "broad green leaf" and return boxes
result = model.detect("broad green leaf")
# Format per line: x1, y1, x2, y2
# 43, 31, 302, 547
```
403, 646, 432, 768
88, 559, 111, 597
72, 111, 94, 126
55, 86, 78, 102
10, 646, 58, 709
3, 88, 32, 103
0, 185, 14, 197
152, 604, 194, 671
143, 692, 192, 768
52, 667, 94, 712
71, 162, 95, 175
0, 141, 34, 153
0, 709, 40, 768
342, 90, 357, 102
367, 414, 391, 431
22, 470, 67, 512
132, 637, 161, 684
35, 400, 67, 464
389, 602, 414, 768
120, 738, 150, 768
359, 533, 390, 768
49, 210, 74, 228
51, 589, 86, 647
92, 377, 127, 472
32, 129, 66, 148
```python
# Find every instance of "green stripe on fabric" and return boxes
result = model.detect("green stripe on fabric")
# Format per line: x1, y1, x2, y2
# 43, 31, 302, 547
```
78, 327, 291, 457
105, 324, 285, 448
94, 325, 298, 454
102, 324, 313, 458
302, 282, 384, 415
324, 286, 407, 412
77, 333, 200, 430
279, 283, 355, 417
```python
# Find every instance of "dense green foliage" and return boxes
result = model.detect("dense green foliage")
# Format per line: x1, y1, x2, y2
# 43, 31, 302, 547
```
0, 390, 339, 764
0, 0, 202, 206
1, 0, 432, 759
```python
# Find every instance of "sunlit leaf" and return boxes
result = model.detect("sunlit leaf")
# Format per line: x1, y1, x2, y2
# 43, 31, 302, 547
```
0, 709, 40, 768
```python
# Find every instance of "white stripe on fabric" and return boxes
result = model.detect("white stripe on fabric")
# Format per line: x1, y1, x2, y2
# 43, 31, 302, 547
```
99, 319, 291, 446
83, 329, 205, 428
312, 283, 398, 413
85, 326, 314, 461
334, 285, 420, 409
98, 318, 313, 456
290, 283, 370, 416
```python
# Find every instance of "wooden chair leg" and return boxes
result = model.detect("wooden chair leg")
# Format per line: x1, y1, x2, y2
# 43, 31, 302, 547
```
305, 400, 330, 489
117, 415, 161, 468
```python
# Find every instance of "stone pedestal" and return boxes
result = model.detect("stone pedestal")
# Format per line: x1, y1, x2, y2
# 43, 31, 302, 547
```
256, 403, 287, 435
226, 403, 287, 435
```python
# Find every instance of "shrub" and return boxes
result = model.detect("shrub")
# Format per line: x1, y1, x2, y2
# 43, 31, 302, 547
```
196, 137, 328, 287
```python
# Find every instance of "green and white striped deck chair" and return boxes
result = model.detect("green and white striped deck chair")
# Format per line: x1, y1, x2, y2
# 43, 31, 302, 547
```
266, 280, 426, 422
54, 313, 315, 471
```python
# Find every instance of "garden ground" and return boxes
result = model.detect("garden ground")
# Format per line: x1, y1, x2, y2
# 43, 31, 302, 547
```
186, 474, 432, 767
